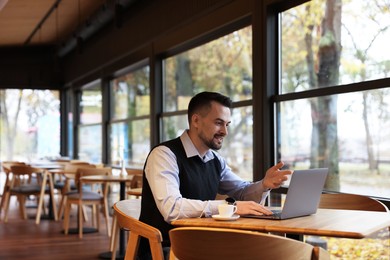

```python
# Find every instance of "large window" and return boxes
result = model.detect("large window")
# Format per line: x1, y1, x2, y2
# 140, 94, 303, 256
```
162, 26, 253, 180
276, 0, 390, 198
109, 65, 150, 168
78, 81, 102, 163
0, 89, 60, 162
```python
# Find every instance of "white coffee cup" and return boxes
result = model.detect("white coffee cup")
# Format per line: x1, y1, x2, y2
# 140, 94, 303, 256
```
218, 204, 237, 217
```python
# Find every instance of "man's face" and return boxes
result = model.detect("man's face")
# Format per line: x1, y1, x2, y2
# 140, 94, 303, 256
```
195, 101, 231, 151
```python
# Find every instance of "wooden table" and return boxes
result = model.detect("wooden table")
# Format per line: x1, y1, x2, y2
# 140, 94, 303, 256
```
171, 209, 390, 239
81, 175, 134, 260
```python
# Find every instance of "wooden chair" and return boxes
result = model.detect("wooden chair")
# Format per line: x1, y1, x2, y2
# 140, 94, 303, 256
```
2, 165, 51, 222
63, 167, 111, 238
318, 193, 389, 212
110, 168, 143, 253
306, 193, 389, 248
56, 163, 96, 219
112, 199, 164, 260
169, 227, 329, 260
126, 168, 143, 198
0, 161, 27, 216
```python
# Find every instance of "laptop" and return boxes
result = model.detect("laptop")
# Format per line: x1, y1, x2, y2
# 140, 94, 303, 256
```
242, 168, 328, 220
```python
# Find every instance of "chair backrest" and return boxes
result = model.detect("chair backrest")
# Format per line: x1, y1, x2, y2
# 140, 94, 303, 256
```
2, 161, 26, 174
69, 160, 91, 164
75, 167, 111, 193
10, 165, 39, 175
76, 166, 112, 177
113, 200, 164, 260
126, 168, 143, 189
319, 193, 389, 212
169, 227, 330, 260
9, 165, 41, 186
62, 163, 96, 180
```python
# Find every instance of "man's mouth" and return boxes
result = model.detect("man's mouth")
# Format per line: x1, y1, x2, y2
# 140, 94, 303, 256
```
214, 135, 224, 143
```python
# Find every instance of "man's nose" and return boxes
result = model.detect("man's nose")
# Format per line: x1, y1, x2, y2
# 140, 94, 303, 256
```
221, 125, 228, 135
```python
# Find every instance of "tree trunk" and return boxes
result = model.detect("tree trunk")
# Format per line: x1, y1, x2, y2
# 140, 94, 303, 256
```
362, 91, 377, 170
0, 90, 23, 161
306, 0, 341, 190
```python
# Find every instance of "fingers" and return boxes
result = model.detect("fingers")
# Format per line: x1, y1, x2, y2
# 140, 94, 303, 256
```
236, 201, 273, 216
269, 161, 284, 172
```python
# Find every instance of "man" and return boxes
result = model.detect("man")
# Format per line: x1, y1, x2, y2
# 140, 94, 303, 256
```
139, 91, 292, 259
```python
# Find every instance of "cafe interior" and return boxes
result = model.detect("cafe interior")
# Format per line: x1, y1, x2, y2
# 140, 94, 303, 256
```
1, 0, 390, 259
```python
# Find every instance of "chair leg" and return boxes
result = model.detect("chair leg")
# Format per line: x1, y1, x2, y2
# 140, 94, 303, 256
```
110, 214, 117, 252
110, 222, 119, 260
104, 203, 111, 237
58, 195, 67, 220
91, 205, 97, 227
96, 205, 101, 232
78, 203, 83, 239
18, 196, 27, 220
36, 195, 44, 225
2, 192, 11, 222
0, 180, 9, 215
82, 205, 89, 222
63, 203, 71, 235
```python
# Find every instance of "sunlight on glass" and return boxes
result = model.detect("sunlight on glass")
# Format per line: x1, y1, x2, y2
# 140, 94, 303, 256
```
110, 120, 150, 168
0, 89, 60, 162
278, 90, 390, 198
162, 26, 254, 180
79, 125, 102, 163
281, 0, 390, 93
163, 26, 252, 112
80, 86, 102, 124
110, 66, 150, 119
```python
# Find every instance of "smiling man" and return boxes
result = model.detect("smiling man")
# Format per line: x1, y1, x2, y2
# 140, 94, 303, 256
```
138, 91, 292, 259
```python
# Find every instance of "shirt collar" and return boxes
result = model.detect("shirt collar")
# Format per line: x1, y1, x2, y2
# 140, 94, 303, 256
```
180, 130, 215, 162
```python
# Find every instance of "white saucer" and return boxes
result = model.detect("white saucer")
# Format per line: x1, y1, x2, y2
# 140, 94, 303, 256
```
211, 214, 240, 221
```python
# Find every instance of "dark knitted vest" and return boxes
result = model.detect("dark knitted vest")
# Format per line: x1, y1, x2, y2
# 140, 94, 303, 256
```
139, 137, 222, 247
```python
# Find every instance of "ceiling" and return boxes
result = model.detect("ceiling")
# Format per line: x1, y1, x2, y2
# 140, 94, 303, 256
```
0, 0, 137, 56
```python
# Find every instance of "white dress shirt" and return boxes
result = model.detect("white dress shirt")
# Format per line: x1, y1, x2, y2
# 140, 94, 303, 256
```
144, 130, 270, 223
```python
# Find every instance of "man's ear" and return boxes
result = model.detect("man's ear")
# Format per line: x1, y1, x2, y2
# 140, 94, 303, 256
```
191, 113, 200, 128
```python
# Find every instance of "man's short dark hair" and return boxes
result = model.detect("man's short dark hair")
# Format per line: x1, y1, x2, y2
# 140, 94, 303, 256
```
188, 92, 232, 123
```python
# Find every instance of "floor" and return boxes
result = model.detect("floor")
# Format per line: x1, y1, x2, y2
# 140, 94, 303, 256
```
0, 196, 115, 260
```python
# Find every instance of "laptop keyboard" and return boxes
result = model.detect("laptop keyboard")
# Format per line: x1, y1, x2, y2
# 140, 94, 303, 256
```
271, 210, 282, 218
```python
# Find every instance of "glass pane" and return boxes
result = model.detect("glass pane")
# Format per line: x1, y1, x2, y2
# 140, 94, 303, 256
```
161, 114, 188, 142
111, 66, 150, 119
110, 120, 150, 168
66, 89, 73, 159
280, 0, 390, 93
80, 85, 102, 124
162, 107, 253, 181
79, 125, 102, 163
278, 89, 390, 198
219, 106, 253, 181
0, 89, 60, 162
163, 26, 252, 112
